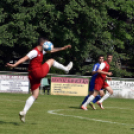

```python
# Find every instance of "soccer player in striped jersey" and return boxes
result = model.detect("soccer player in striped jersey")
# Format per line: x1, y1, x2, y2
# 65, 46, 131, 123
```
81, 55, 105, 110
6, 37, 73, 122
81, 54, 113, 110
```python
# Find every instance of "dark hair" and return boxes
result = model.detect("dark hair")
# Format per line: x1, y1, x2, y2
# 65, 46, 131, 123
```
107, 53, 113, 57
38, 37, 49, 45
98, 55, 104, 58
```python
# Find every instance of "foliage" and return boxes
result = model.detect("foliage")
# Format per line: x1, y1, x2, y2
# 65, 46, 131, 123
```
0, 0, 134, 77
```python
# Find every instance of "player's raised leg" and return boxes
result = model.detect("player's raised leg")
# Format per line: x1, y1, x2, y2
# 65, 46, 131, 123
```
19, 88, 39, 122
46, 59, 73, 73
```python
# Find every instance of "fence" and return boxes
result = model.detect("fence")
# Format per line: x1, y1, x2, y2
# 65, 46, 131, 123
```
107, 77, 134, 99
0, 71, 134, 99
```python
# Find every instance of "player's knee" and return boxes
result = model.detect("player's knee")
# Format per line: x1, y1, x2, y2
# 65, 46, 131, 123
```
32, 93, 39, 99
33, 95, 38, 99
100, 92, 104, 97
93, 90, 99, 96
49, 58, 54, 63
109, 90, 113, 95
49, 58, 54, 62
46, 59, 54, 65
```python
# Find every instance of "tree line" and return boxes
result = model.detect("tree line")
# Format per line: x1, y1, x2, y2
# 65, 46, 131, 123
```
0, 0, 134, 77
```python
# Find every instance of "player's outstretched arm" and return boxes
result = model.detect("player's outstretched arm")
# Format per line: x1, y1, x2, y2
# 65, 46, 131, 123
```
49, 45, 71, 53
97, 69, 113, 76
6, 56, 30, 69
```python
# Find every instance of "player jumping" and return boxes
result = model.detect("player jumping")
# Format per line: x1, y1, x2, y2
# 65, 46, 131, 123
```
6, 37, 73, 122
81, 55, 105, 110
81, 53, 113, 110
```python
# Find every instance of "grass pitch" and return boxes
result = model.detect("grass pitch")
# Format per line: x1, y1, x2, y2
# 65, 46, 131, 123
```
0, 93, 134, 134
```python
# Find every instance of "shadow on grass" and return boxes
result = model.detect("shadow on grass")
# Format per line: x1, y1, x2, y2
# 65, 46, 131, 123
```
0, 121, 37, 125
0, 121, 20, 126
131, 128, 134, 130
69, 106, 81, 109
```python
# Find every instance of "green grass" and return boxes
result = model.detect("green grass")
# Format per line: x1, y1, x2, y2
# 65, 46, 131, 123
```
0, 93, 134, 134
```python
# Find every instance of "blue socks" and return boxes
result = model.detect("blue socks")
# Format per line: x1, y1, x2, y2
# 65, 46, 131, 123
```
82, 95, 89, 105
92, 95, 101, 103
82, 95, 101, 105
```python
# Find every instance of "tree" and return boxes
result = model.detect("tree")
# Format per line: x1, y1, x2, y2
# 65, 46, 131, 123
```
0, 0, 134, 77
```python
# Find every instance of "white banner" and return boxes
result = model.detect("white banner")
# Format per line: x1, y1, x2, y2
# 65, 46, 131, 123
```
0, 75, 29, 94
108, 80, 134, 99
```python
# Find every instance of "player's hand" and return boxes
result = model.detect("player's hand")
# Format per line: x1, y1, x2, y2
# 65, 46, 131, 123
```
107, 77, 112, 81
67, 45, 71, 49
107, 72, 112, 76
64, 45, 72, 50
5, 63, 15, 69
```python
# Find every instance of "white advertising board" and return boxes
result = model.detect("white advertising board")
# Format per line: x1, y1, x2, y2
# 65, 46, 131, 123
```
108, 80, 134, 99
0, 75, 29, 94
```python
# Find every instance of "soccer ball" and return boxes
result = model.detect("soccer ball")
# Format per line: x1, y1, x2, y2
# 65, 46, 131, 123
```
43, 41, 54, 51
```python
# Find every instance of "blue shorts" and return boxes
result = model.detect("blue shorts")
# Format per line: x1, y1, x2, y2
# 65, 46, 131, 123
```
89, 82, 103, 92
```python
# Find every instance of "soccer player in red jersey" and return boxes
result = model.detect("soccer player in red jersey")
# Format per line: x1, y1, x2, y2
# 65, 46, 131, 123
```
6, 37, 73, 122
81, 54, 113, 110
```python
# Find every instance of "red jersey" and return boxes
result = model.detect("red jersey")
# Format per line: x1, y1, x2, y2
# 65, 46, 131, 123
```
94, 61, 110, 90
28, 47, 44, 71
27, 47, 49, 91
97, 61, 110, 79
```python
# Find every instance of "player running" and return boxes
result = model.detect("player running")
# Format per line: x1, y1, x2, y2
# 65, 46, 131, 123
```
81, 55, 105, 110
81, 53, 113, 110
6, 37, 73, 122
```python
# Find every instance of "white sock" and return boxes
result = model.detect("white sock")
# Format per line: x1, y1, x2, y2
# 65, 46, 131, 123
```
23, 96, 36, 114
83, 95, 95, 107
98, 92, 111, 103
52, 61, 68, 71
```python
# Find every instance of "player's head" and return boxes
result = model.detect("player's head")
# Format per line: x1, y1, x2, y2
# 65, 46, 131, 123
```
107, 53, 113, 63
38, 37, 49, 46
98, 55, 104, 63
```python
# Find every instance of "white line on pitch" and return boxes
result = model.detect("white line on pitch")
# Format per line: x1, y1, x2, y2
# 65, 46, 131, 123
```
48, 109, 134, 126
